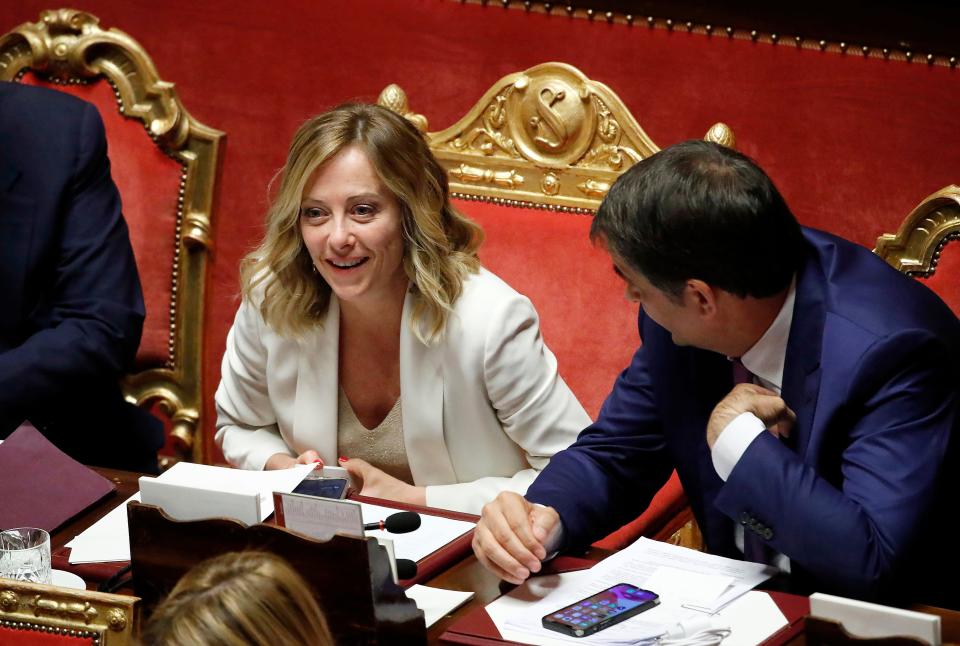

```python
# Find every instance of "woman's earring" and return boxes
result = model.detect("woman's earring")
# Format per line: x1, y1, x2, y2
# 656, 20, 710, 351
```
311, 264, 319, 275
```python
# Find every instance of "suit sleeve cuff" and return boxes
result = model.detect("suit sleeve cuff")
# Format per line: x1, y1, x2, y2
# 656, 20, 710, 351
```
711, 412, 766, 481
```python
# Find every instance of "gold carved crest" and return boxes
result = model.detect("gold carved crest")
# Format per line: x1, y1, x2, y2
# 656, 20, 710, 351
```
379, 62, 734, 211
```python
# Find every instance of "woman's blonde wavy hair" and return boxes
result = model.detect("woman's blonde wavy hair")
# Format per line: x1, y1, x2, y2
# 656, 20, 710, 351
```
139, 551, 334, 646
241, 103, 483, 342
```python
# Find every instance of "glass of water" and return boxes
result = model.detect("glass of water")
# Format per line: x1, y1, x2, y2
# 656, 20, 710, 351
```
0, 527, 52, 585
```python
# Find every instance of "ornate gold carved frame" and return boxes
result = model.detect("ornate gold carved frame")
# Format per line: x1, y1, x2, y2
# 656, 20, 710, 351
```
379, 61, 735, 212
0, 579, 140, 645
0, 9, 224, 462
875, 185, 960, 277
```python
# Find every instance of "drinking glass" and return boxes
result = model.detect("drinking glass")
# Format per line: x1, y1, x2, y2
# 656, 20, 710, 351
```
0, 527, 52, 585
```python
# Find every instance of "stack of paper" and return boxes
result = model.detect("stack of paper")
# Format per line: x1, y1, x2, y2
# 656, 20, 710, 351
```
66, 463, 315, 564
491, 537, 782, 645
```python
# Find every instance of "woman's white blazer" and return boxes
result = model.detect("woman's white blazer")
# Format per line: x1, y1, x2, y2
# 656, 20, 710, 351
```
215, 268, 591, 514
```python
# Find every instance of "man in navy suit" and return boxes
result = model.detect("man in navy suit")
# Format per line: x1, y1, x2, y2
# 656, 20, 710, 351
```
0, 81, 162, 473
473, 140, 959, 606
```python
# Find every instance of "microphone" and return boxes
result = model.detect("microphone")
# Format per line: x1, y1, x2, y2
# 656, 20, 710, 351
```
396, 558, 417, 580
363, 511, 421, 534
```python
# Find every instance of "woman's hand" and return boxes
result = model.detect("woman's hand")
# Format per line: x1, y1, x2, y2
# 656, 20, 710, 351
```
264, 450, 323, 470
340, 457, 425, 506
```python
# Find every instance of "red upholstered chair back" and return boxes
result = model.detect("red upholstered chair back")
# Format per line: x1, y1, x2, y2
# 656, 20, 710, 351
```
0, 10, 224, 463
379, 63, 728, 549
875, 185, 960, 316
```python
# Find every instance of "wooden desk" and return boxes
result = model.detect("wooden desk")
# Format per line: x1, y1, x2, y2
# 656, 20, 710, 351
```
52, 470, 959, 645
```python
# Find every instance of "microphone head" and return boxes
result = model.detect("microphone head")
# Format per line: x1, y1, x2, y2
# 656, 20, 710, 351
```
396, 558, 417, 580
384, 511, 421, 534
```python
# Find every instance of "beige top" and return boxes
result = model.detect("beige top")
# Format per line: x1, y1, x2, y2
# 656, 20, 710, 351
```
336, 388, 414, 484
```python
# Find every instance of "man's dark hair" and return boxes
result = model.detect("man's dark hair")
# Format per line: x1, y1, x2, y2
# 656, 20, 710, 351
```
591, 140, 804, 299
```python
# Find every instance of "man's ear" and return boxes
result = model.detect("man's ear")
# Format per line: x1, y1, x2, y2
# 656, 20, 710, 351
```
685, 279, 717, 317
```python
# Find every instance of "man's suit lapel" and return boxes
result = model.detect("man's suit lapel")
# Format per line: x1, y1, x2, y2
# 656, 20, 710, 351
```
293, 297, 340, 462
399, 289, 457, 485
781, 248, 825, 459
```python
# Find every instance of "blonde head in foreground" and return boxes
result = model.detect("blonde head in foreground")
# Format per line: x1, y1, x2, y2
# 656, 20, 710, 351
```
139, 550, 333, 646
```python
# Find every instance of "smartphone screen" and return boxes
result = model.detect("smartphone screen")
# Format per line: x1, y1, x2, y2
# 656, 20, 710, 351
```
542, 583, 659, 638
292, 477, 349, 499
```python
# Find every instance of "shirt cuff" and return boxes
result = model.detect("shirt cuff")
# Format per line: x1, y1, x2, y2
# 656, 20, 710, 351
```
711, 412, 766, 481
533, 503, 565, 560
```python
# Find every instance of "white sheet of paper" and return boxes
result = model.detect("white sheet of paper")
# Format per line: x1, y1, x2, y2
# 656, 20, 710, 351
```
358, 502, 474, 563
714, 590, 788, 646
589, 538, 776, 613
643, 566, 734, 607
66, 493, 140, 563
405, 584, 475, 628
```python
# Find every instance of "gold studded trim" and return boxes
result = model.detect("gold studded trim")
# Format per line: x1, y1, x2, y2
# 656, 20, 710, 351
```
0, 9, 225, 462
451, 191, 595, 215
452, 0, 958, 69
875, 185, 960, 278
0, 617, 101, 644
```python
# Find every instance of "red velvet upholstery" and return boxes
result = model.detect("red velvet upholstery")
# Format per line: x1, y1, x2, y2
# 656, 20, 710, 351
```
21, 74, 182, 369
458, 199, 637, 418
592, 471, 691, 550
0, 625, 95, 644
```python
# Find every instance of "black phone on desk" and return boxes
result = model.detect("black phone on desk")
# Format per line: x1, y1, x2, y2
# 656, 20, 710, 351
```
542, 583, 659, 638
291, 475, 349, 499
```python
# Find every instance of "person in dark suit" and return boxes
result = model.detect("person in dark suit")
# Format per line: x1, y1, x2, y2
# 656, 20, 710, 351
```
472, 140, 959, 607
0, 81, 162, 473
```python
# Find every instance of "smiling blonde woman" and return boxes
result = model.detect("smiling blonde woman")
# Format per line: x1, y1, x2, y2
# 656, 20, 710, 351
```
215, 103, 590, 514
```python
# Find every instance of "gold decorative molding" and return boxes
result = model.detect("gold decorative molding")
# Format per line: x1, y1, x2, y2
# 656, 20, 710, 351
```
0, 579, 139, 645
380, 62, 734, 211
450, 1, 959, 69
875, 185, 960, 277
0, 9, 225, 462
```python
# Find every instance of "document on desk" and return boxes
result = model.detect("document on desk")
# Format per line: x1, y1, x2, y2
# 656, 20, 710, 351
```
489, 537, 779, 645
405, 584, 475, 628
359, 502, 474, 562
66, 493, 141, 563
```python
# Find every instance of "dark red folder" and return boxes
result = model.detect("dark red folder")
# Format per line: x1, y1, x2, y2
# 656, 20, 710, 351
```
0, 424, 115, 532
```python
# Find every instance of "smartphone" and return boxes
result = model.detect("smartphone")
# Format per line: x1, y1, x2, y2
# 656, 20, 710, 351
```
542, 583, 659, 638
292, 476, 349, 499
